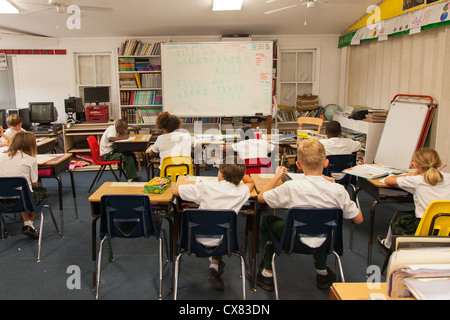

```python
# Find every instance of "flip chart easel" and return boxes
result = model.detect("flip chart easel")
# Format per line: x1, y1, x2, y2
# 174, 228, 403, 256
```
374, 94, 436, 170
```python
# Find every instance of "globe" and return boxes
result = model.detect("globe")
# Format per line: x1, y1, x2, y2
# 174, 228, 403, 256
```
324, 104, 342, 121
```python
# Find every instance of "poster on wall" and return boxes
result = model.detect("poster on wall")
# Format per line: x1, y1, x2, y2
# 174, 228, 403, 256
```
403, 0, 425, 11
0, 54, 7, 70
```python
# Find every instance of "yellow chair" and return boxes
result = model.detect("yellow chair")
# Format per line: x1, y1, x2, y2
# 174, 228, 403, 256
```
160, 156, 194, 181
415, 200, 450, 236
298, 117, 323, 133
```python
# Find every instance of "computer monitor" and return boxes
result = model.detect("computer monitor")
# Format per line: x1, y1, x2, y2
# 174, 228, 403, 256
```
28, 102, 57, 125
84, 87, 110, 105
0, 109, 6, 128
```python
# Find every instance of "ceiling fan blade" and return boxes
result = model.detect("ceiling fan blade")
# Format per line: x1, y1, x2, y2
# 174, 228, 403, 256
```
264, 4, 299, 14
77, 5, 114, 12
20, 7, 52, 15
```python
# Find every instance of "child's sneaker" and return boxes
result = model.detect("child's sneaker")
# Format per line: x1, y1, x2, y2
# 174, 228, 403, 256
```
20, 226, 39, 239
207, 268, 224, 291
316, 267, 336, 289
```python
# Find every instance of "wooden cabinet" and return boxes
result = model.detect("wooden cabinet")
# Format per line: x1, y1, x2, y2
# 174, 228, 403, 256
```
63, 122, 113, 153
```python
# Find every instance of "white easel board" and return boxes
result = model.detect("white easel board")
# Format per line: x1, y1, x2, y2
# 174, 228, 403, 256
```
161, 42, 273, 117
374, 101, 431, 170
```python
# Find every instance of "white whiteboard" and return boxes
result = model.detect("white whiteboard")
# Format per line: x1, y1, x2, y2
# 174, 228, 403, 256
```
374, 101, 430, 170
161, 42, 273, 117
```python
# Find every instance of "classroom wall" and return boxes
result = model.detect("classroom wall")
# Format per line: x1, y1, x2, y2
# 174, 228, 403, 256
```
343, 26, 450, 172
0, 34, 342, 123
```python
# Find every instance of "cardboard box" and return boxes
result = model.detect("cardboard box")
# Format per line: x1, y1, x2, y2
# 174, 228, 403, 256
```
144, 177, 171, 194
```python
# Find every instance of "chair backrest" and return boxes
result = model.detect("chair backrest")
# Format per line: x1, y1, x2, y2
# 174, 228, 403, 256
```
178, 209, 241, 257
322, 154, 357, 185
298, 117, 323, 133
0, 177, 39, 214
244, 157, 273, 175
161, 156, 193, 181
99, 195, 158, 239
415, 200, 450, 236
276, 207, 343, 256
87, 135, 104, 165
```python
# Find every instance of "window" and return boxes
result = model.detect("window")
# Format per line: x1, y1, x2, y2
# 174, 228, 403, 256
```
278, 49, 318, 107
75, 52, 112, 104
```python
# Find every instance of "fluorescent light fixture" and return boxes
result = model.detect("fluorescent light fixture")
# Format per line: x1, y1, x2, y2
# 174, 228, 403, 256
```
213, 0, 243, 11
0, 0, 19, 14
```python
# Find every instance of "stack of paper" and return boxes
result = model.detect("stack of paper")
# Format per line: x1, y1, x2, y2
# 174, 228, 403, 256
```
387, 246, 450, 299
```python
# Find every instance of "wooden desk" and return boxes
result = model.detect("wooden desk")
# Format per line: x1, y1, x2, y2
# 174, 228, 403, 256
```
114, 134, 152, 178
36, 137, 57, 154
355, 177, 414, 268
88, 181, 175, 290
37, 153, 76, 233
330, 282, 389, 300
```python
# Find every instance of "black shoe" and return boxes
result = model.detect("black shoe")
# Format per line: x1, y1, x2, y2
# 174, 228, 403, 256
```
207, 268, 224, 291
20, 226, 39, 239
131, 176, 142, 182
377, 235, 390, 252
316, 267, 336, 289
256, 268, 274, 291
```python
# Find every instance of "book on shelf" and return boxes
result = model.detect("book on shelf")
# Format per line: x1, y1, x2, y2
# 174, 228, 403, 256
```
118, 40, 161, 56
120, 91, 162, 106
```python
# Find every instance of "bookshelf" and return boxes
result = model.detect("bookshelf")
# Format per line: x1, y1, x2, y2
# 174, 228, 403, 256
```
117, 40, 162, 125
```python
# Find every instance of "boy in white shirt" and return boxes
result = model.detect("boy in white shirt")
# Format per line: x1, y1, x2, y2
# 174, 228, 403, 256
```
0, 114, 25, 149
100, 119, 141, 181
320, 120, 361, 156
172, 157, 255, 291
257, 139, 363, 290
224, 127, 275, 163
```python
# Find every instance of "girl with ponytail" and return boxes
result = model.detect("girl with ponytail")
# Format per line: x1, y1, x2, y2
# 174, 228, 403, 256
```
378, 148, 450, 250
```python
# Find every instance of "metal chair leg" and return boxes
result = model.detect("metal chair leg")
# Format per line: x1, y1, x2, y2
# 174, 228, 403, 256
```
271, 253, 279, 300
96, 235, 107, 300
332, 251, 345, 282
173, 253, 183, 300
37, 212, 44, 263
158, 237, 163, 300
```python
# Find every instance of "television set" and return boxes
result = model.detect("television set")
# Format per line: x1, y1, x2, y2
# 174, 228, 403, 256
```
28, 102, 57, 125
0, 109, 6, 128
84, 87, 110, 105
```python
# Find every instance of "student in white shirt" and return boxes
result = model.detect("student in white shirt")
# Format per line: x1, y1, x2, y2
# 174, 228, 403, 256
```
320, 120, 361, 155
256, 139, 363, 291
0, 131, 47, 239
0, 125, 11, 149
0, 114, 25, 150
172, 156, 255, 291
378, 147, 450, 250
100, 119, 141, 181
224, 127, 275, 163
147, 112, 198, 171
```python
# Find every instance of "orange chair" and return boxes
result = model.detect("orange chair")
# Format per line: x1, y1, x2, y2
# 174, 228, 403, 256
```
298, 117, 323, 133
87, 135, 127, 192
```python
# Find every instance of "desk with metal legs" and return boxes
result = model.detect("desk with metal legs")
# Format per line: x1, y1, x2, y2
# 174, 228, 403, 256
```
354, 177, 413, 268
88, 182, 175, 291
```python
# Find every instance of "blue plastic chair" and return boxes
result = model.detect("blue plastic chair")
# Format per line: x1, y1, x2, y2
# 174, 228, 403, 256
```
323, 154, 357, 194
96, 194, 166, 300
0, 177, 61, 262
173, 209, 246, 300
268, 207, 344, 299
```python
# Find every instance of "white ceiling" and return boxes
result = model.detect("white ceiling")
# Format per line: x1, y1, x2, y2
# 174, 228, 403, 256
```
1, 0, 376, 38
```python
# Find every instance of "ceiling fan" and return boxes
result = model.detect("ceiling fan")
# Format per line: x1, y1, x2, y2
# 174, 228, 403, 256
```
264, 0, 323, 15
14, 0, 114, 15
